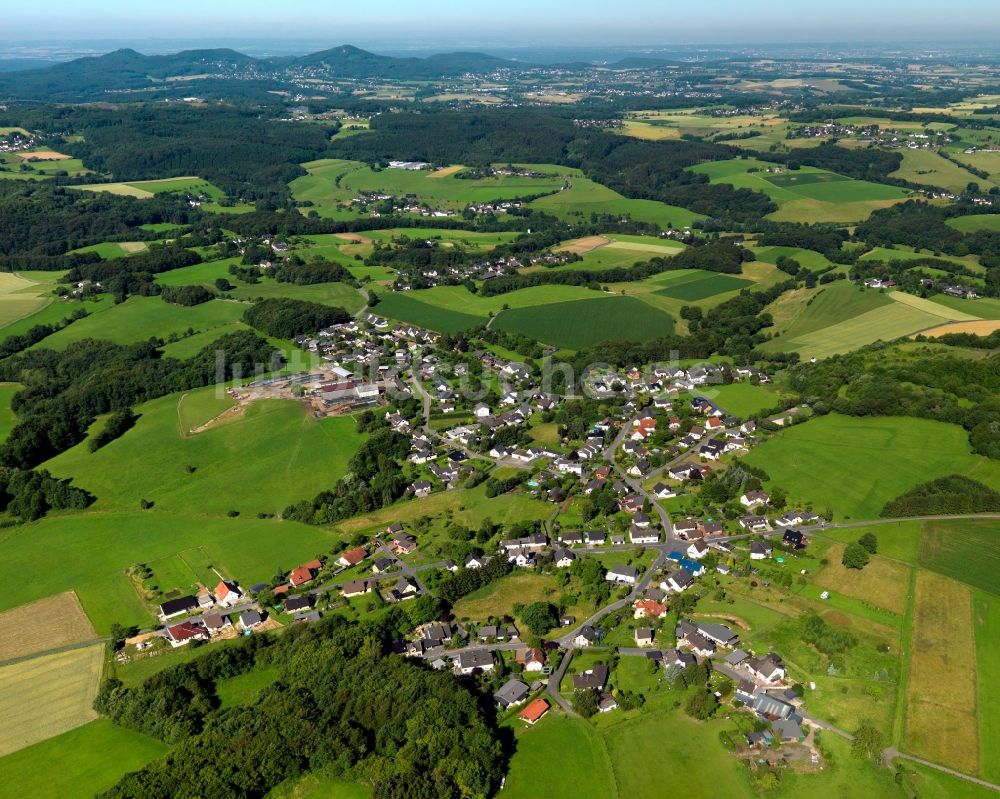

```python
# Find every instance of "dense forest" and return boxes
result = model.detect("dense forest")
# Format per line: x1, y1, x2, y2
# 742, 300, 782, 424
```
14, 105, 336, 200
785, 346, 1000, 458
95, 613, 505, 798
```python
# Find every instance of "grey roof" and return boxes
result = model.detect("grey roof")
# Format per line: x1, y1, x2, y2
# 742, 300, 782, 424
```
772, 718, 804, 740
457, 649, 494, 670
725, 648, 750, 666
697, 622, 739, 645
572, 664, 609, 691
239, 609, 263, 626
494, 679, 530, 708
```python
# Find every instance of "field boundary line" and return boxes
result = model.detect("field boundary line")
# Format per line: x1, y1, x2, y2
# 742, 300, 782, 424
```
0, 637, 110, 669
892, 567, 917, 748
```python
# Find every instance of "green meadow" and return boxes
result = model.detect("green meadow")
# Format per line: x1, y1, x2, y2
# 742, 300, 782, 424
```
654, 271, 751, 301
0, 383, 21, 442
702, 382, 782, 417
0, 272, 53, 329
752, 245, 835, 272
947, 214, 1000, 233
691, 157, 909, 223
31, 296, 244, 350
492, 295, 674, 349
890, 148, 995, 192
374, 292, 485, 333
744, 414, 1000, 520
45, 390, 365, 517
0, 720, 169, 799
0, 510, 344, 631
531, 174, 705, 228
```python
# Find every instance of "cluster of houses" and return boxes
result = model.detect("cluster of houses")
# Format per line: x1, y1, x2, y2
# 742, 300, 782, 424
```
156, 579, 266, 648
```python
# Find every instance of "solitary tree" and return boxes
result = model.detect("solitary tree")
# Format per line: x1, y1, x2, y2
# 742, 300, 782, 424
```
851, 720, 885, 762
858, 532, 878, 554
842, 542, 870, 570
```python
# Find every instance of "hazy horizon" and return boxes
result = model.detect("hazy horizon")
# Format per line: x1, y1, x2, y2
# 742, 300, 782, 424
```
5, 0, 1000, 46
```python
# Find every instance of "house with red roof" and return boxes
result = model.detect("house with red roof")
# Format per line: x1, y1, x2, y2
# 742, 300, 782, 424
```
214, 580, 242, 608
338, 547, 367, 568
165, 621, 207, 648
518, 698, 550, 725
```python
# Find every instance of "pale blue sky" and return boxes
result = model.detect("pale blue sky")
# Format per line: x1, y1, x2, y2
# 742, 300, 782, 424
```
6, 0, 999, 44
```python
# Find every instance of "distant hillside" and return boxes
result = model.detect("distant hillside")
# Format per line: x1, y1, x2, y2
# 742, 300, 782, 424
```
0, 44, 522, 101
0, 58, 60, 72
284, 44, 515, 78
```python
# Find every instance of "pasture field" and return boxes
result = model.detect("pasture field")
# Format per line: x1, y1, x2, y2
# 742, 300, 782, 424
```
859, 246, 983, 272
752, 245, 834, 272
928, 294, 1000, 320
530, 174, 705, 228
904, 572, 978, 775
216, 664, 281, 709
492, 295, 674, 349
0, 382, 20, 443
974, 592, 1000, 783
32, 295, 244, 350
0, 511, 346, 631
154, 256, 240, 286
0, 592, 96, 661
890, 148, 994, 192
0, 271, 52, 329
951, 150, 1000, 183
918, 519, 1000, 596
373, 291, 485, 332
229, 280, 364, 312
338, 162, 566, 209
268, 771, 373, 799
761, 281, 891, 344
0, 719, 169, 799
452, 573, 564, 623
770, 298, 964, 360
0, 644, 104, 757
690, 157, 909, 223
743, 414, 1000, 520
947, 214, 1000, 233
72, 176, 224, 199
45, 391, 365, 517
888, 291, 980, 321
502, 714, 616, 799
814, 545, 912, 616
702, 382, 782, 418
393, 283, 602, 317
620, 119, 682, 140
72, 241, 149, 259
654, 271, 751, 301
604, 710, 748, 796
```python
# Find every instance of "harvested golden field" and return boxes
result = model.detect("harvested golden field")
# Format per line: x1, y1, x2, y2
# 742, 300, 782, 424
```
904, 572, 978, 775
17, 150, 70, 161
920, 319, 1000, 337
427, 165, 465, 178
334, 232, 374, 244
0, 644, 104, 756
0, 592, 97, 661
555, 235, 610, 255
814, 544, 912, 616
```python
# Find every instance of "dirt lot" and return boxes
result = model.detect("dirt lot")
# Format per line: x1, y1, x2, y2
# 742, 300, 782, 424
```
0, 592, 97, 661
555, 235, 611, 255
